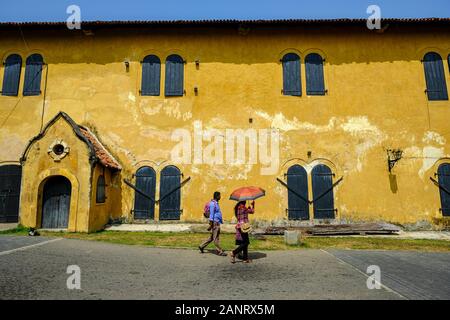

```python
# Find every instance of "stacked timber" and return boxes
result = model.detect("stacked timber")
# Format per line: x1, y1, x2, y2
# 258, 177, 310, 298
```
264, 222, 401, 236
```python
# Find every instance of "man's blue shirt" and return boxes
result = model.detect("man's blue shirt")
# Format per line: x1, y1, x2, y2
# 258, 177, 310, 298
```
209, 200, 223, 224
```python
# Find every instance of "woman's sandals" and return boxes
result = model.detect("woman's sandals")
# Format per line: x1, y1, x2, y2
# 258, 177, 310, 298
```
229, 252, 236, 263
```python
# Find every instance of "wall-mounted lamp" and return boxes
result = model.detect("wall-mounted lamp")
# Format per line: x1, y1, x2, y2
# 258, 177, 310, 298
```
194, 87, 198, 96
307, 151, 312, 158
195, 59, 200, 69
124, 60, 130, 72
249, 118, 253, 124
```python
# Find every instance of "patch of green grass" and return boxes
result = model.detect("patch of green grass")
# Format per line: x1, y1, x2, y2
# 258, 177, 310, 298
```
1, 228, 449, 252
2, 229, 449, 252
0, 224, 28, 235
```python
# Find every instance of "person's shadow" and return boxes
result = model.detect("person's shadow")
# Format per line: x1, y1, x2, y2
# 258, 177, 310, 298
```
234, 251, 267, 261
202, 249, 267, 260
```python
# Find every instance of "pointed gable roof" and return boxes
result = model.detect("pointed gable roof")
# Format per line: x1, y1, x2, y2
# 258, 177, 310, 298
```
21, 111, 121, 171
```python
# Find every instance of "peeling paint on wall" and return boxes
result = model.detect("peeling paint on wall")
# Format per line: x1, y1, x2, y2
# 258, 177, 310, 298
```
128, 92, 136, 102
419, 146, 445, 178
423, 131, 446, 146
0, 131, 26, 160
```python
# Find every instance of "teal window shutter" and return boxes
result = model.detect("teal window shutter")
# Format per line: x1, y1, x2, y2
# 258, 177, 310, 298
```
141, 55, 161, 96
165, 54, 184, 96
423, 52, 448, 101
23, 54, 43, 96
2, 54, 22, 96
305, 53, 325, 95
282, 53, 301, 96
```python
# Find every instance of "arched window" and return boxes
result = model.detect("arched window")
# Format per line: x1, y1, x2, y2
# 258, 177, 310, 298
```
141, 55, 160, 96
159, 165, 181, 220
423, 52, 448, 101
286, 165, 309, 220
165, 54, 184, 96
133, 166, 156, 220
437, 163, 450, 216
311, 164, 336, 219
96, 175, 106, 203
23, 54, 44, 96
282, 53, 301, 96
1, 54, 22, 96
305, 53, 325, 95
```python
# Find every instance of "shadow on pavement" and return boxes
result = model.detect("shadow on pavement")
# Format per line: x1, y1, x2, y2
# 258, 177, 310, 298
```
201, 249, 267, 260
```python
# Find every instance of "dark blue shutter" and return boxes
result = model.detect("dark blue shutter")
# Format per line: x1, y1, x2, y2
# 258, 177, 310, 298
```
0, 165, 22, 223
133, 166, 156, 220
287, 165, 309, 220
141, 55, 160, 96
305, 53, 325, 95
437, 163, 450, 216
165, 54, 184, 96
448, 54, 450, 74
23, 54, 43, 96
159, 165, 181, 220
2, 54, 22, 96
96, 175, 106, 203
312, 164, 335, 219
282, 53, 301, 96
423, 52, 448, 101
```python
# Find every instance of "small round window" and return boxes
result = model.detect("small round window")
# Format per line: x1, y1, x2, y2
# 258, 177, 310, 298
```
52, 144, 65, 155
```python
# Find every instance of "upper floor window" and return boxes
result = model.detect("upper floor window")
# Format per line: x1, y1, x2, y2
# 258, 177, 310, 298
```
141, 54, 161, 96
282, 53, 301, 96
305, 53, 325, 95
165, 54, 184, 96
96, 175, 106, 203
23, 54, 44, 96
1, 54, 22, 96
423, 52, 448, 101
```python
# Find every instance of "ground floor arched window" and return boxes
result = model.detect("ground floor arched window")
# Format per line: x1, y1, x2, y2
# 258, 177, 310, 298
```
133, 166, 156, 220
0, 165, 22, 223
286, 165, 309, 220
437, 163, 450, 216
159, 165, 182, 220
311, 164, 336, 219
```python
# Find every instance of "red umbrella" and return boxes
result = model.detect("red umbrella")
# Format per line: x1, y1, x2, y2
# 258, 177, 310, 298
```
229, 186, 266, 201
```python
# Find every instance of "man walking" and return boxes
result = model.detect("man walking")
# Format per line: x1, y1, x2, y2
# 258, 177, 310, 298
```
199, 191, 226, 256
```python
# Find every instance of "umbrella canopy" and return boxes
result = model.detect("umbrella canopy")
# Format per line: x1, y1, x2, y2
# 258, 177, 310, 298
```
229, 186, 266, 201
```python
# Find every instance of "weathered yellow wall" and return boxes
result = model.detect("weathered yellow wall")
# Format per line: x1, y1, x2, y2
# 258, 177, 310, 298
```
2, 24, 450, 228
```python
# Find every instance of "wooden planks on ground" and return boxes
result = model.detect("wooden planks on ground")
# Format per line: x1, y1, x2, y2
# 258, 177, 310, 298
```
263, 222, 401, 236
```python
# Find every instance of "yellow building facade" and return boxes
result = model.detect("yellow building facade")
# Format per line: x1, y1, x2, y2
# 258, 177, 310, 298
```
0, 19, 450, 232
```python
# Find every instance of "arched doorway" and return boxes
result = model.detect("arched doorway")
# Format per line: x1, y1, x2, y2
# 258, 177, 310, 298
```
286, 165, 309, 220
41, 176, 71, 228
159, 165, 181, 220
437, 163, 450, 216
312, 164, 335, 219
133, 166, 156, 220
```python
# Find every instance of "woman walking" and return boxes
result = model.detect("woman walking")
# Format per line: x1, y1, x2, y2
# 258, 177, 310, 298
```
230, 200, 254, 263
